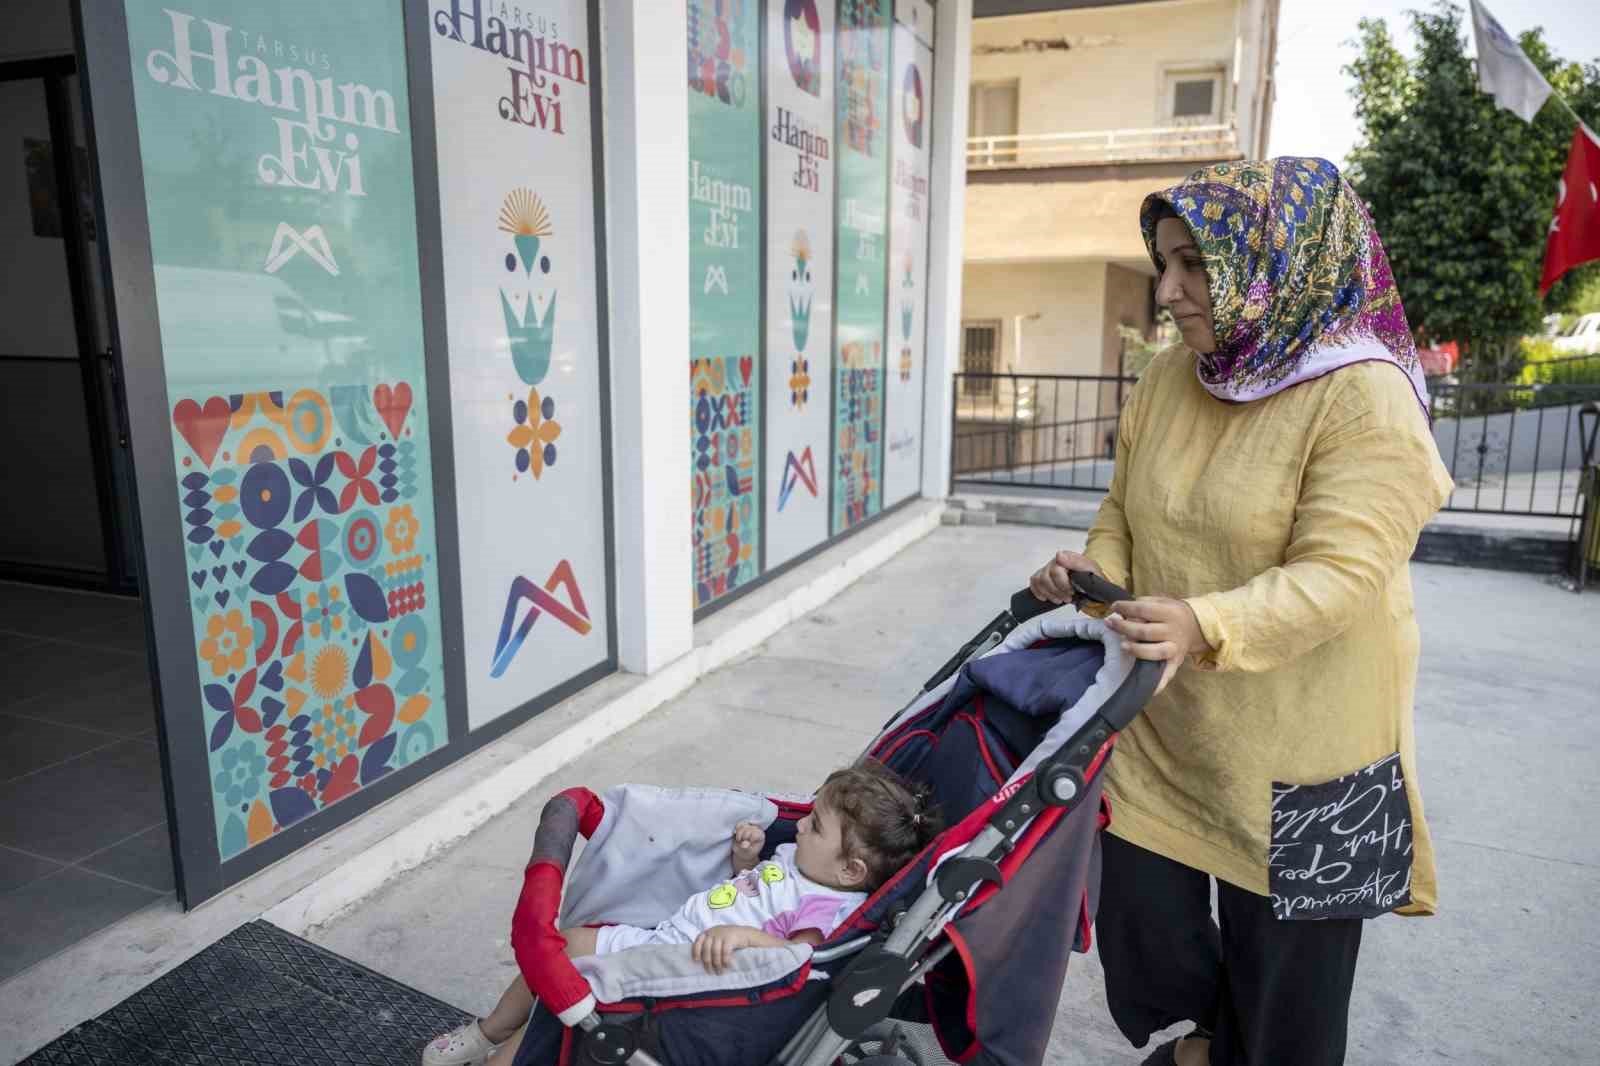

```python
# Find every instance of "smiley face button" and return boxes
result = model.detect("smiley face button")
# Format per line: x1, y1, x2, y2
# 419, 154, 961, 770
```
760, 863, 785, 885
708, 883, 738, 910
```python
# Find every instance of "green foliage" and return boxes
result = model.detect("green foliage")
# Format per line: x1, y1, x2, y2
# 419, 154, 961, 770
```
1116, 310, 1178, 379
1519, 338, 1600, 387
1344, 2, 1600, 383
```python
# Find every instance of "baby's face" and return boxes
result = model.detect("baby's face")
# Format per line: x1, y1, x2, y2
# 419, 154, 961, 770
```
794, 795, 852, 887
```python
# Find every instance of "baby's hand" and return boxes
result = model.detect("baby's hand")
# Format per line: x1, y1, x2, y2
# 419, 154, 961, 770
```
730, 821, 765, 871
692, 926, 768, 974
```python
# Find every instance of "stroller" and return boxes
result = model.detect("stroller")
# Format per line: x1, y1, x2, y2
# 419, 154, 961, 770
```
502, 572, 1161, 1066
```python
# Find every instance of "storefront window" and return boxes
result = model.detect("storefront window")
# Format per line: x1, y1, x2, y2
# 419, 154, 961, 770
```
125, 0, 451, 859
429, 0, 612, 727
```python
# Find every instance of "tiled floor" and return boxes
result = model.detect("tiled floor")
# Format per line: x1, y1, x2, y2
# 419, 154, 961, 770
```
0, 581, 172, 984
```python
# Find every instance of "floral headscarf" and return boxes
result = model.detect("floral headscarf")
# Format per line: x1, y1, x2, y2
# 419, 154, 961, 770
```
1140, 157, 1428, 417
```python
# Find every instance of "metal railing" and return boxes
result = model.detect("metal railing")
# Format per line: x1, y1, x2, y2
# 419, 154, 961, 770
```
952, 372, 1600, 519
952, 373, 1135, 493
1428, 381, 1600, 518
966, 123, 1239, 170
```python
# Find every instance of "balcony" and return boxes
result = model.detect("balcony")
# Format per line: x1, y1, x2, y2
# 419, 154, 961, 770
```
966, 122, 1239, 171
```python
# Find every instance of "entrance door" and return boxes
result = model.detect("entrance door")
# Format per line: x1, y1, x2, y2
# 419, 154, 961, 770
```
0, 57, 136, 593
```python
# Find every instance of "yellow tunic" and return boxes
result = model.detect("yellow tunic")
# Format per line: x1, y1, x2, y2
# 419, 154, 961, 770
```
1085, 346, 1453, 914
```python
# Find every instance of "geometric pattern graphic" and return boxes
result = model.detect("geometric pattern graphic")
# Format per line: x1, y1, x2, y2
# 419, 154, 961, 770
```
840, 0, 885, 156
778, 446, 819, 511
691, 355, 758, 607
689, 0, 763, 611
171, 386, 448, 860
832, 0, 891, 535
489, 559, 592, 679
18, 921, 470, 1065
834, 342, 883, 529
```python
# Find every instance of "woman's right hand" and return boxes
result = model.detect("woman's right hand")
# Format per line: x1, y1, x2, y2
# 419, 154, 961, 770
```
1029, 550, 1104, 606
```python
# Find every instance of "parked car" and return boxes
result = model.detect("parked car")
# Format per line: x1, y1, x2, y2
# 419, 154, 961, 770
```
1553, 312, 1600, 356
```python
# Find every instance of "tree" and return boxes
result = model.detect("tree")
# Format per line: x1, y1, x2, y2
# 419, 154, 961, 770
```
1344, 2, 1600, 382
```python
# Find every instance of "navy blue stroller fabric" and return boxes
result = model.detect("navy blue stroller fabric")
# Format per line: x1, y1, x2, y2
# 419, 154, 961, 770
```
869, 641, 1105, 831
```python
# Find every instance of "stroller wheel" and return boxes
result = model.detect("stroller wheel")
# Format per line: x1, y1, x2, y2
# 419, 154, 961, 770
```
839, 1022, 926, 1066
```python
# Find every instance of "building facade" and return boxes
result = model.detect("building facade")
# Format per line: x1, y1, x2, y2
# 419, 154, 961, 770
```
960, 0, 1278, 385
0, 0, 974, 930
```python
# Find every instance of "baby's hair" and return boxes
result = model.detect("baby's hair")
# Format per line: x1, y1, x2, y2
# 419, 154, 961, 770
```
817, 760, 944, 891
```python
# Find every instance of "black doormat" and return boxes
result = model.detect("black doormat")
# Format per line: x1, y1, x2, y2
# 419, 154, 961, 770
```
21, 920, 471, 1065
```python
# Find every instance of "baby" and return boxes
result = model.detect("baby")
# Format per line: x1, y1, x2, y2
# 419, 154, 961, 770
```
423, 761, 941, 1066
564, 760, 942, 972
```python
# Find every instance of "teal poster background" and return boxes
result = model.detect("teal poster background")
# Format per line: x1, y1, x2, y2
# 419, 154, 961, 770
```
125, 0, 449, 859
833, 0, 890, 534
688, 0, 764, 609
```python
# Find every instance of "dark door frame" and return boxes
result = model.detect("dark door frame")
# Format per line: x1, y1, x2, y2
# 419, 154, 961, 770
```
0, 53, 136, 595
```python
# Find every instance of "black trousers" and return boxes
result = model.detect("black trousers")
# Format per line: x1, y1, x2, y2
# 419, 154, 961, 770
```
1096, 833, 1364, 1066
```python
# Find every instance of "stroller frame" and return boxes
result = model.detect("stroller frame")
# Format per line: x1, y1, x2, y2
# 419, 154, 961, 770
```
513, 574, 1161, 1066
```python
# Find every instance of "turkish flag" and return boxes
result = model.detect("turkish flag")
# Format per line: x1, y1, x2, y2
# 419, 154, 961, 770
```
1541, 126, 1600, 295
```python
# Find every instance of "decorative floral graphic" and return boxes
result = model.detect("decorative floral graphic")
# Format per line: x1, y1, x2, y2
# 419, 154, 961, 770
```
499, 189, 557, 388
169, 382, 448, 860
507, 388, 562, 479
304, 584, 345, 640
385, 504, 420, 555
213, 740, 268, 810
789, 356, 812, 409
789, 230, 815, 353
199, 609, 252, 678
311, 644, 350, 700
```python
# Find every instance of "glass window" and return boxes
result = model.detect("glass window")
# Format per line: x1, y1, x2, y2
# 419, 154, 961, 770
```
969, 81, 1018, 138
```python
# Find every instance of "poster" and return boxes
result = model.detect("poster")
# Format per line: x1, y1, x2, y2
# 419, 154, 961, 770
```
688, 0, 764, 610
883, 2, 933, 506
430, 0, 610, 728
125, 0, 449, 858
832, 0, 890, 535
763, 0, 836, 568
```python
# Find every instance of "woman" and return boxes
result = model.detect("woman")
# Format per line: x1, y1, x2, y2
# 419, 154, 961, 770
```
1030, 157, 1450, 1066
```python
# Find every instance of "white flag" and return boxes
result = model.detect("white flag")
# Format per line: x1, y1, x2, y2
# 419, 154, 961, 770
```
1469, 0, 1553, 122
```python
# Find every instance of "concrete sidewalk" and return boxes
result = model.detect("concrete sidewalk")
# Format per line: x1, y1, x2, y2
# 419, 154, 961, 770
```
305, 524, 1600, 1065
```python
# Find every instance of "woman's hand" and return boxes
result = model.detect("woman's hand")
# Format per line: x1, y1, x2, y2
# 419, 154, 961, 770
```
1106, 597, 1212, 694
1028, 550, 1104, 606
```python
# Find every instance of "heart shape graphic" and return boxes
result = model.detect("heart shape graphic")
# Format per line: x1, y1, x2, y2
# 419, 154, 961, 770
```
373, 383, 413, 440
211, 565, 227, 583
172, 396, 231, 467
260, 659, 285, 692
192, 570, 208, 589
232, 560, 248, 578
738, 356, 753, 387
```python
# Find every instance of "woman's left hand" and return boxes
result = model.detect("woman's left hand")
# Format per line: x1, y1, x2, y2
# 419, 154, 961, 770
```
1106, 597, 1212, 694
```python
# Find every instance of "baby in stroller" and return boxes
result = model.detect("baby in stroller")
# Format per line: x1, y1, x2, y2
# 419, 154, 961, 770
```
424, 761, 944, 1066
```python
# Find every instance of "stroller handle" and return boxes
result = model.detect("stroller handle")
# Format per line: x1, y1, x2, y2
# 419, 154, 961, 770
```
921, 573, 1133, 695
1009, 570, 1130, 622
